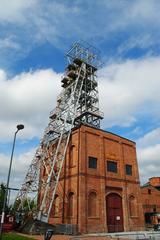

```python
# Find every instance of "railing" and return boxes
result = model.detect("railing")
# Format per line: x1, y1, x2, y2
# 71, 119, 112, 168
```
71, 226, 160, 240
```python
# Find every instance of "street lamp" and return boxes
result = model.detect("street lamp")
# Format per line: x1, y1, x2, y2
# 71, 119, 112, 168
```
0, 124, 24, 239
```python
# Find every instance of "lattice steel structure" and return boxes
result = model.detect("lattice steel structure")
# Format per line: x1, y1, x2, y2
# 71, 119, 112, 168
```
15, 41, 103, 223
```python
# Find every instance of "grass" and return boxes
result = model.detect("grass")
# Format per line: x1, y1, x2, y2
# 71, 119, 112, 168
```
2, 232, 35, 240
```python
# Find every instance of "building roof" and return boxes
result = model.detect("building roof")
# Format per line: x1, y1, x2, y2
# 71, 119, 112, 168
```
73, 123, 136, 144
141, 182, 160, 192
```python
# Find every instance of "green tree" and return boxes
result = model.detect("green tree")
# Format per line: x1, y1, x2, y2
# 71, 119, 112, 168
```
0, 183, 13, 214
0, 183, 6, 213
12, 198, 37, 213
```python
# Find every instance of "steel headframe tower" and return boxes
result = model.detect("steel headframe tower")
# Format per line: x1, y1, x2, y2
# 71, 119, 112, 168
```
15, 41, 104, 223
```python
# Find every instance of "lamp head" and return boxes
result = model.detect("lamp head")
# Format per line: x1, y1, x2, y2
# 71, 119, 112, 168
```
17, 124, 24, 131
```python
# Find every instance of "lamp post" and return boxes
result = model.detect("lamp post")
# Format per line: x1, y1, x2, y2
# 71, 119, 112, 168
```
0, 124, 24, 239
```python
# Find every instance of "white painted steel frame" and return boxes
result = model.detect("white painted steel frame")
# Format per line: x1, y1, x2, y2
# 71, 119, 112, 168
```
15, 42, 103, 223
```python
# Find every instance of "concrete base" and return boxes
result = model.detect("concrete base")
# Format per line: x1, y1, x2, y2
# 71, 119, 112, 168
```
81, 231, 160, 240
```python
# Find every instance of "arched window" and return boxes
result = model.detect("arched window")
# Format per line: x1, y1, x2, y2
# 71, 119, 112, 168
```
67, 192, 74, 216
88, 192, 97, 217
52, 194, 60, 217
129, 195, 137, 217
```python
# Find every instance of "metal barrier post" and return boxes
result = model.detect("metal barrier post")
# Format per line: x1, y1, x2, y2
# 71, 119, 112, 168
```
44, 229, 54, 240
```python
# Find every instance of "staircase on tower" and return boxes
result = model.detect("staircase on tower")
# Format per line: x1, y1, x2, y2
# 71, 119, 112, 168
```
15, 41, 104, 223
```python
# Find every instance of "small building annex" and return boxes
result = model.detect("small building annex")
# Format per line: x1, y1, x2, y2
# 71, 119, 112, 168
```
141, 177, 160, 226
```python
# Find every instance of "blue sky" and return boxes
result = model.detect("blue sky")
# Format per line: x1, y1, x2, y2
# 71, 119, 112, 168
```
0, 0, 160, 195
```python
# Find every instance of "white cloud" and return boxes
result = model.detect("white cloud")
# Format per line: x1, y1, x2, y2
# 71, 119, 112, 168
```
98, 55, 160, 183
0, 68, 61, 142
137, 143, 160, 184
0, 148, 36, 202
136, 127, 160, 184
127, 0, 159, 23
137, 128, 160, 148
1, 0, 160, 53
117, 34, 155, 55
99, 56, 160, 127
0, 148, 35, 179
0, 37, 20, 50
0, 0, 37, 23
138, 144, 160, 164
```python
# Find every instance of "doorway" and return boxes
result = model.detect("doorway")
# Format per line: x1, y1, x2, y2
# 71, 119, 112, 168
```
106, 193, 124, 232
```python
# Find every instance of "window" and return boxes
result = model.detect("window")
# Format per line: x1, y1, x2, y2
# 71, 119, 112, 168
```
153, 206, 156, 212
126, 164, 132, 175
67, 192, 74, 216
129, 195, 137, 217
145, 213, 152, 224
88, 192, 97, 217
148, 189, 151, 194
69, 145, 75, 167
88, 156, 97, 169
107, 161, 117, 173
51, 194, 60, 217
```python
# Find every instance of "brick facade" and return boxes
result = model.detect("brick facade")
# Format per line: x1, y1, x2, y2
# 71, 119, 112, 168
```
141, 177, 160, 225
45, 124, 145, 233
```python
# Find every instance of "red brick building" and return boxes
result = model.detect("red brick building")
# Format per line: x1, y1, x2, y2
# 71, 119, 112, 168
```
48, 124, 144, 233
141, 177, 160, 225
